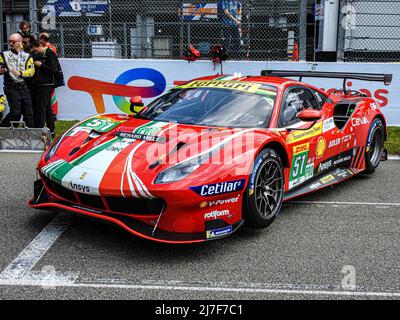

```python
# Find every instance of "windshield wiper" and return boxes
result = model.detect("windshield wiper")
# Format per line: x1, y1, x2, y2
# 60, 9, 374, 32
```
133, 114, 151, 120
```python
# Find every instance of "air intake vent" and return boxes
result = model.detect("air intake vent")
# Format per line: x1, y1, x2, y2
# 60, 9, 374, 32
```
333, 103, 356, 130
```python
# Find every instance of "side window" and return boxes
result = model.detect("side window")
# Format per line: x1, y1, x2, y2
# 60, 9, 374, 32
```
279, 87, 321, 127
312, 90, 327, 109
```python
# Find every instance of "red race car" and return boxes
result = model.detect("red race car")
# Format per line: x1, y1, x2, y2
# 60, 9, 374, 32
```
29, 70, 392, 244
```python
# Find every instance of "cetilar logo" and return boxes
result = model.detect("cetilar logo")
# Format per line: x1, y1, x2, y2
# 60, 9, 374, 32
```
68, 68, 166, 114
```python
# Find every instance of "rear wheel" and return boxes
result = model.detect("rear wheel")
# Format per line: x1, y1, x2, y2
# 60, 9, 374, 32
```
244, 148, 284, 229
364, 118, 385, 174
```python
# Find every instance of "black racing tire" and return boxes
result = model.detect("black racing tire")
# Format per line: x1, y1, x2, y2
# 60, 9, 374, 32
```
243, 148, 284, 229
364, 118, 385, 174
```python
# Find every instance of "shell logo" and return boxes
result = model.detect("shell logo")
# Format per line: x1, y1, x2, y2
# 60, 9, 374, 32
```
199, 201, 208, 208
316, 137, 327, 158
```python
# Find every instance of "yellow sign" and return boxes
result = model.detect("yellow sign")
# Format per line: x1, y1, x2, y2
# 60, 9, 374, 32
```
0, 95, 6, 113
316, 137, 327, 158
293, 143, 310, 155
321, 175, 335, 184
286, 123, 323, 144
181, 80, 262, 94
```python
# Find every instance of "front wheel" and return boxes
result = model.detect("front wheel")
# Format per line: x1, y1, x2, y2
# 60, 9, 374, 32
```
364, 118, 385, 174
244, 148, 284, 229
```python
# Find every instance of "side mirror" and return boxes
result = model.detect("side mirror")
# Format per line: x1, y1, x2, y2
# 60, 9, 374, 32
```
130, 96, 145, 114
297, 109, 322, 122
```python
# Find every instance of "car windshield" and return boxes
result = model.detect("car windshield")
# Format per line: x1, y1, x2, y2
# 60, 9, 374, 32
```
139, 84, 278, 128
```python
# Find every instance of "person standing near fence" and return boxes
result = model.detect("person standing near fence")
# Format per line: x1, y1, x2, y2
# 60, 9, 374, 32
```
39, 32, 59, 120
0, 33, 35, 128
219, 0, 242, 57
17, 21, 36, 46
31, 40, 62, 136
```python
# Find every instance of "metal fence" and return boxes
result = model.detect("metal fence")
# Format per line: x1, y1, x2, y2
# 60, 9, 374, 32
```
2, 0, 400, 62
24, 0, 307, 61
338, 0, 400, 62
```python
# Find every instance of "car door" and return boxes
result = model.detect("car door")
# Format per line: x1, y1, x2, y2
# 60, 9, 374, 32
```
278, 86, 327, 190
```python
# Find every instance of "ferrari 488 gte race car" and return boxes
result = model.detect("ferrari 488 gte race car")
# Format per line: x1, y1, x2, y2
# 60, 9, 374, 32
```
29, 70, 392, 244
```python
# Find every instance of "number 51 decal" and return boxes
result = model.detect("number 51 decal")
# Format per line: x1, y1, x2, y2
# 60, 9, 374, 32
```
289, 143, 314, 189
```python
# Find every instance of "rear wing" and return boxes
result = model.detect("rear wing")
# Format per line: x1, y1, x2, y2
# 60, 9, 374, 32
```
261, 70, 392, 94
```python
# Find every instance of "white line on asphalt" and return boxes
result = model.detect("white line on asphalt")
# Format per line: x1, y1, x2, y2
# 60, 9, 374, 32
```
0, 150, 44, 154
1, 278, 400, 298
285, 201, 400, 207
388, 156, 400, 161
0, 214, 72, 280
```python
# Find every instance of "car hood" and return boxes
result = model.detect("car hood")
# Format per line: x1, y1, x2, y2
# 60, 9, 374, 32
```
40, 116, 264, 197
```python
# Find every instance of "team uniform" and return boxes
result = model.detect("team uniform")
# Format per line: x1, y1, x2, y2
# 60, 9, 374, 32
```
33, 47, 58, 133
0, 49, 35, 127
44, 42, 59, 118
0, 94, 6, 121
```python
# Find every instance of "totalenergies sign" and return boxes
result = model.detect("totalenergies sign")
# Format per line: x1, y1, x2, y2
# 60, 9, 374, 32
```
321, 81, 389, 107
68, 70, 390, 115
44, 59, 399, 125
67, 68, 166, 114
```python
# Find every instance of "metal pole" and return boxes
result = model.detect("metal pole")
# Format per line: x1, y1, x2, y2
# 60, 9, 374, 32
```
313, 0, 317, 62
336, 0, 345, 62
109, 0, 113, 40
299, 0, 307, 61
81, 14, 85, 58
60, 23, 65, 57
187, 23, 191, 45
123, 23, 127, 58
179, 0, 184, 58
29, 0, 39, 37
0, 0, 3, 52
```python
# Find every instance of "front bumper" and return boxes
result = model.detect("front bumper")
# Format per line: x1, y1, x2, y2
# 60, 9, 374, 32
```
28, 179, 243, 244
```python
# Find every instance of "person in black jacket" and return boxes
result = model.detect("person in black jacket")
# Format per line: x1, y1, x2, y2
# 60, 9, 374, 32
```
31, 40, 60, 135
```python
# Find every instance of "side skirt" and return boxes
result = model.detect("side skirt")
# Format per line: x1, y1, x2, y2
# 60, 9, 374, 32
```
283, 167, 363, 201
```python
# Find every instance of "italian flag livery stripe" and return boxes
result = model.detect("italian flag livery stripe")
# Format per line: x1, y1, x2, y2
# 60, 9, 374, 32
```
118, 123, 174, 198
41, 121, 171, 198
133, 121, 167, 136
42, 137, 120, 185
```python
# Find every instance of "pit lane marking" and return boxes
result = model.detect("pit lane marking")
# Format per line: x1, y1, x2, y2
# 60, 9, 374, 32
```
285, 201, 400, 207
0, 214, 72, 280
1, 277, 400, 298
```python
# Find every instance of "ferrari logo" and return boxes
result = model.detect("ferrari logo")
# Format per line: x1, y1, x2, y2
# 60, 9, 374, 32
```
80, 172, 88, 180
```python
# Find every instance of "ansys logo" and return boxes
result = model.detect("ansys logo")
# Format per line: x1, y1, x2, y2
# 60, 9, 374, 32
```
68, 68, 166, 114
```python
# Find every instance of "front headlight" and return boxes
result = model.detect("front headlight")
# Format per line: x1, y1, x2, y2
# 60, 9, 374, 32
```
155, 162, 200, 184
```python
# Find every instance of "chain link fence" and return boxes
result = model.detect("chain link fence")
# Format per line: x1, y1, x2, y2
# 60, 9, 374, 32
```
2, 0, 399, 62
338, 0, 400, 62
24, 0, 306, 61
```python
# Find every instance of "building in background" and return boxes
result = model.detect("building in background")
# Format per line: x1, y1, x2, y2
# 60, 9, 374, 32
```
1, 0, 30, 50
